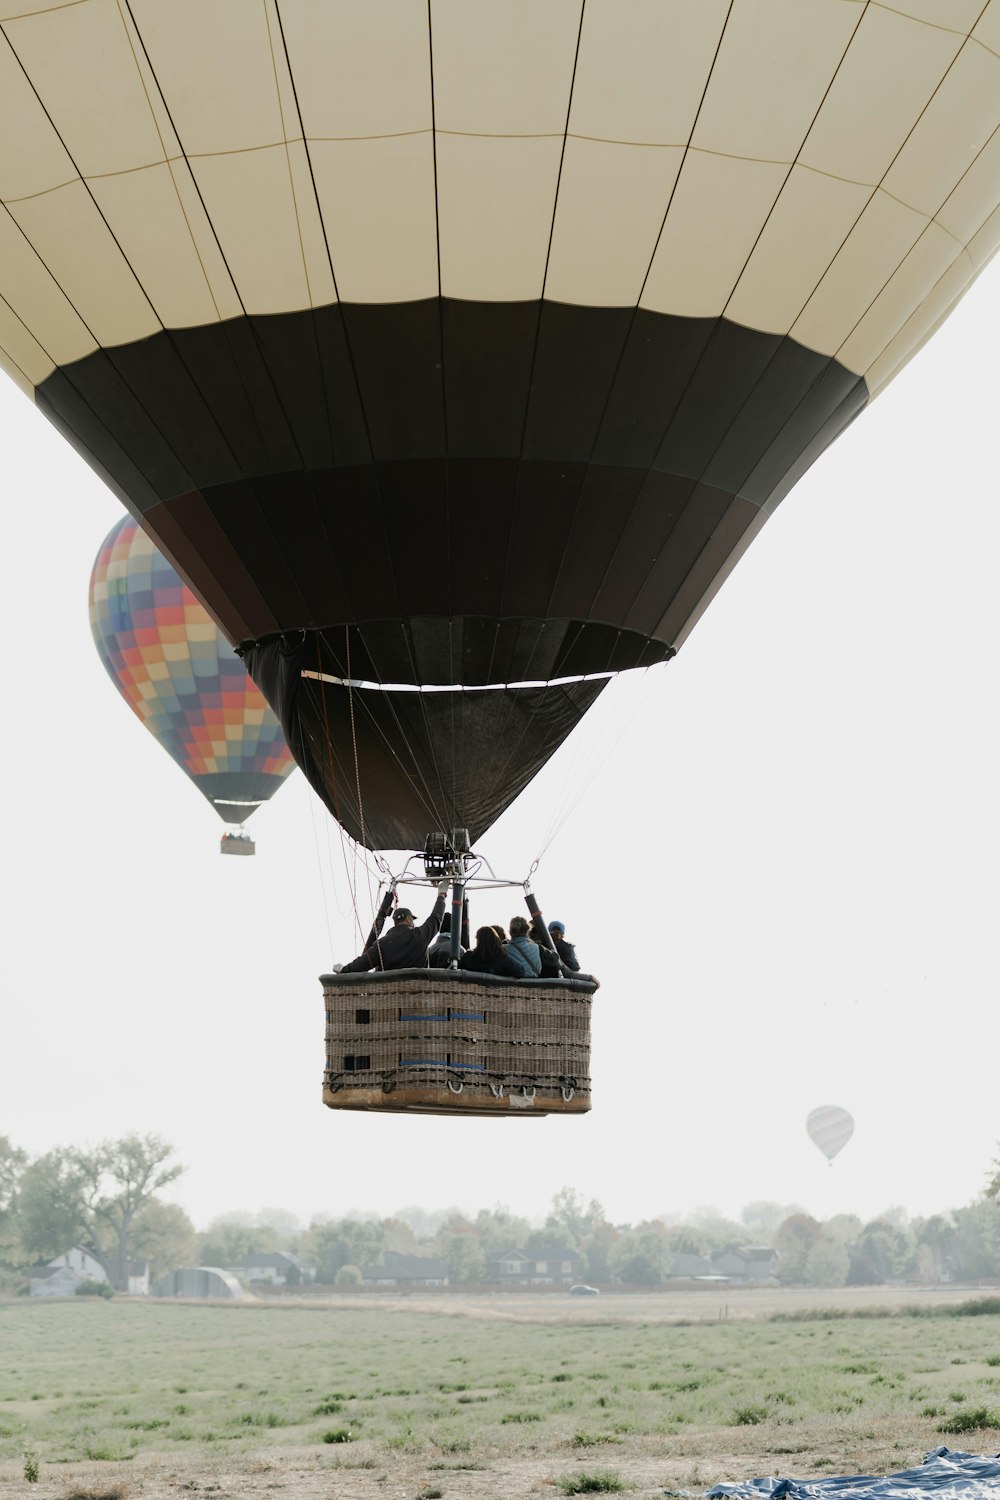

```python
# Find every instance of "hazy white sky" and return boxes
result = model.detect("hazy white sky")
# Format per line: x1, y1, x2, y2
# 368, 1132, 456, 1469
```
2, 263, 998, 1237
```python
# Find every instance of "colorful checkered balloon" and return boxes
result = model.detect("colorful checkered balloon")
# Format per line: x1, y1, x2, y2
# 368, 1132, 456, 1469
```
89, 514, 294, 825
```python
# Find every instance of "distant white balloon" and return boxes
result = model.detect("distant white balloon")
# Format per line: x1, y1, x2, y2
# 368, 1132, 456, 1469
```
807, 1106, 854, 1164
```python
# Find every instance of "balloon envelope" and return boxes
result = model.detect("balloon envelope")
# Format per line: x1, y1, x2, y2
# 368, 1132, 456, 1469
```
89, 515, 295, 825
5, 5, 1000, 847
806, 1106, 855, 1163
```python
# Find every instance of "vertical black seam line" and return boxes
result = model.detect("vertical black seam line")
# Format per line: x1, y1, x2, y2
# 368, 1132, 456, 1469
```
425, 2, 457, 805
361, 619, 448, 829
735, 365, 864, 522
495, 0, 587, 628
3, 61, 282, 558
315, 628, 441, 834
478, 4, 589, 805
566, 6, 878, 627
720, 2, 872, 323
344, 625, 370, 860
789, 0, 992, 357
3, 14, 286, 488
473, 616, 524, 804
271, 0, 406, 630
0, 338, 31, 388
0, 236, 77, 369
833, 131, 1000, 371
338, 622, 447, 833
113, 0, 225, 326
119, 1, 308, 476
475, 613, 562, 806
304, 468, 359, 624
395, 617, 452, 827
237, 474, 314, 623
544, 0, 736, 624
476, 617, 505, 818
263, 0, 344, 627
484, 673, 594, 818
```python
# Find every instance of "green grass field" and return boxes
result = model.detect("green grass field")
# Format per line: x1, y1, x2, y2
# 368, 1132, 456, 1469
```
3, 1295, 1000, 1498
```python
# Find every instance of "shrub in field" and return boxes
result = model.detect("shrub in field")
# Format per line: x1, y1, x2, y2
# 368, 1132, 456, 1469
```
322, 1428, 353, 1443
23, 1449, 39, 1482
501, 1412, 540, 1424
558, 1471, 626, 1494
65, 1489, 129, 1500
83, 1441, 135, 1461
76, 1280, 114, 1299
573, 1432, 616, 1447
732, 1405, 768, 1426
237, 1412, 285, 1428
938, 1406, 1000, 1433
314, 1399, 342, 1415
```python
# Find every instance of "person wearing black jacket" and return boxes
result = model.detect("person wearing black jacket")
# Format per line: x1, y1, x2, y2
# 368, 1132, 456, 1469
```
530, 920, 563, 977
341, 884, 448, 972
428, 913, 466, 967
548, 920, 581, 972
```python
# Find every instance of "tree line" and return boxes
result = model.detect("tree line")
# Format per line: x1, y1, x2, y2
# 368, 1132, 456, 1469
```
4, 1134, 1000, 1293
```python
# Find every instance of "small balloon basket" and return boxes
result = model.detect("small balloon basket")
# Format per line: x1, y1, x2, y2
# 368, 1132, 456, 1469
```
220, 830, 255, 856
320, 968, 596, 1117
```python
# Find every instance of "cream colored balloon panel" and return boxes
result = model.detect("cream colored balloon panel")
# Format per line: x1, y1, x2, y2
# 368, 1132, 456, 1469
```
0, 0, 997, 403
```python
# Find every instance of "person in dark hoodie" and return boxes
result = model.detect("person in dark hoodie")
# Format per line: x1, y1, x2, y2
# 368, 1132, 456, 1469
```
547, 920, 580, 972
428, 912, 466, 967
341, 883, 448, 972
530, 919, 563, 978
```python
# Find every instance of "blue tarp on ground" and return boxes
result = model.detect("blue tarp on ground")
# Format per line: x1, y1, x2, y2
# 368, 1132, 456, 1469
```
708, 1449, 1000, 1500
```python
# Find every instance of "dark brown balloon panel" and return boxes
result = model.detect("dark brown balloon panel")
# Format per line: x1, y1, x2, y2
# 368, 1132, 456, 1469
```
37, 298, 866, 848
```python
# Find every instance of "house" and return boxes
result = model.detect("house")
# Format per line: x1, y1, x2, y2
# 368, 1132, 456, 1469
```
226, 1250, 315, 1286
29, 1265, 87, 1297
665, 1252, 715, 1279
491, 1245, 582, 1285
710, 1246, 779, 1282
29, 1247, 106, 1296
152, 1266, 247, 1299
29, 1249, 152, 1296
360, 1251, 449, 1287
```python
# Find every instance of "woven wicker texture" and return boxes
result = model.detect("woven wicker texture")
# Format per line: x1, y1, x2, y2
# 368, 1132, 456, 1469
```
321, 969, 595, 1115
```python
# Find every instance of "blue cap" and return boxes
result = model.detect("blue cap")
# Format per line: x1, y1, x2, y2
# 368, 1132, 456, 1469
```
548, 920, 565, 934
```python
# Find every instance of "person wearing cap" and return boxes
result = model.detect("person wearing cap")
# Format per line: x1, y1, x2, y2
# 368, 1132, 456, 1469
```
548, 920, 580, 972
340, 883, 449, 972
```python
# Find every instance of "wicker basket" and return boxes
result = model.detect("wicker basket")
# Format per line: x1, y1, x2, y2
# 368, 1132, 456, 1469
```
320, 967, 597, 1117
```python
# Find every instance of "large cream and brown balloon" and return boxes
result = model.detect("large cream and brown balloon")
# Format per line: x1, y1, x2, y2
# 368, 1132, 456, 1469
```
2, 1, 999, 847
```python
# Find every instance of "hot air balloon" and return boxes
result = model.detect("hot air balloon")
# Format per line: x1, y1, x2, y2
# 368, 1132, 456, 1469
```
89, 514, 295, 853
806, 1106, 855, 1164
2, 3, 999, 1112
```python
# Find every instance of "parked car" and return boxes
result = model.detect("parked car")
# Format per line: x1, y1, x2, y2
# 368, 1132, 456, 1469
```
569, 1284, 600, 1296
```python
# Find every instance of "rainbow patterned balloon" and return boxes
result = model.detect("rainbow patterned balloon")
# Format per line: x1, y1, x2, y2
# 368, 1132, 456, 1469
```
89, 515, 294, 828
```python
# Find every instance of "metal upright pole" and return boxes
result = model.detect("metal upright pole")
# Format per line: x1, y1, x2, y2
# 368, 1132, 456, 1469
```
460, 893, 470, 950
524, 889, 558, 952
449, 880, 465, 967
362, 886, 396, 953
